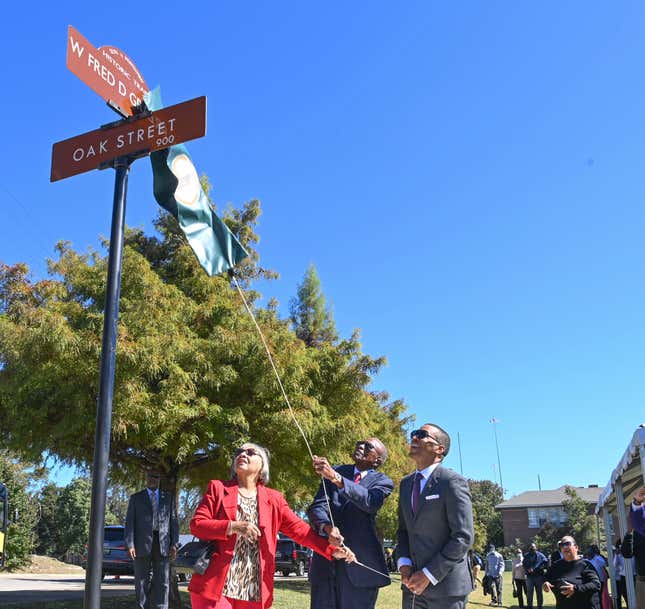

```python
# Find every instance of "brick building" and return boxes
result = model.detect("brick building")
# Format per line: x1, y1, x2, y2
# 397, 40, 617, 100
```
495, 485, 602, 547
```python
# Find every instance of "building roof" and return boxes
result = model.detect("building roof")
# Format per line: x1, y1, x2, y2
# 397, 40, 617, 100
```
596, 426, 645, 513
495, 485, 603, 510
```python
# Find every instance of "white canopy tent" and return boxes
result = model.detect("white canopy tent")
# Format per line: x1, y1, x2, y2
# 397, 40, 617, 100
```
595, 426, 645, 609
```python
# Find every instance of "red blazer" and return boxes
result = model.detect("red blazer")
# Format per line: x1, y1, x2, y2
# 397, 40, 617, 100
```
188, 479, 334, 608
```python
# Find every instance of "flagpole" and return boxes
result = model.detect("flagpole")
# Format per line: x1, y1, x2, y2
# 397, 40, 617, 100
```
84, 156, 132, 609
457, 432, 464, 475
490, 417, 504, 497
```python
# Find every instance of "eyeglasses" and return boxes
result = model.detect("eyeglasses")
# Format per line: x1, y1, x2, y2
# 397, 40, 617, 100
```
235, 447, 262, 458
559, 541, 574, 548
410, 429, 442, 445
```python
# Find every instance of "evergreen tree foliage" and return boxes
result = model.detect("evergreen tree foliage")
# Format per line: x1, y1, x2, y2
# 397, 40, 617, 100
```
0, 199, 410, 546
289, 264, 337, 347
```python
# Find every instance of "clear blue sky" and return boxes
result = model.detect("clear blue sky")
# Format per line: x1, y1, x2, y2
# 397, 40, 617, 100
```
1, 2, 643, 498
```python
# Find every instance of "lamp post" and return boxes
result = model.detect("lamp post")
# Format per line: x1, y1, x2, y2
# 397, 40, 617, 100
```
490, 417, 504, 497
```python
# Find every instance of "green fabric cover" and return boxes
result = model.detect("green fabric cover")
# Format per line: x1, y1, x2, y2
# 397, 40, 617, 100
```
145, 87, 248, 276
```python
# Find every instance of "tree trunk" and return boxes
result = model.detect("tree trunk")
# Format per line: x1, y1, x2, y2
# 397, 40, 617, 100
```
169, 565, 185, 609
165, 472, 187, 609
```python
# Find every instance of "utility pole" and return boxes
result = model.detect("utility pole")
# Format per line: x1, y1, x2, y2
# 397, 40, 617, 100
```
490, 417, 504, 497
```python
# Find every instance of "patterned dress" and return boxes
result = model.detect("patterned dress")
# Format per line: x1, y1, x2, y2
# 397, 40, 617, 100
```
222, 493, 261, 602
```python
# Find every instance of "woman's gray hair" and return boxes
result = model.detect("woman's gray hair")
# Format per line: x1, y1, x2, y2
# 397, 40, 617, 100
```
230, 442, 271, 485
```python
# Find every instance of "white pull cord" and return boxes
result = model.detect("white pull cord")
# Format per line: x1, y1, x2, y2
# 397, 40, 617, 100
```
232, 276, 336, 527
232, 275, 391, 582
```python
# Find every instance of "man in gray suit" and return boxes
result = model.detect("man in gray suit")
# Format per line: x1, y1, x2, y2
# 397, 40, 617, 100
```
396, 423, 474, 609
125, 469, 179, 609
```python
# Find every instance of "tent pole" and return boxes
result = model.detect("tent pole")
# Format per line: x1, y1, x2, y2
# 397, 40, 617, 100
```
615, 478, 637, 609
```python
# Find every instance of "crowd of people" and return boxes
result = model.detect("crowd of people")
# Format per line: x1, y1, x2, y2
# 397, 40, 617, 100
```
466, 490, 645, 609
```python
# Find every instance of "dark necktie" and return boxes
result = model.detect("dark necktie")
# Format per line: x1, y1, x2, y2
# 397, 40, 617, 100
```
150, 490, 159, 530
412, 472, 422, 514
354, 471, 362, 484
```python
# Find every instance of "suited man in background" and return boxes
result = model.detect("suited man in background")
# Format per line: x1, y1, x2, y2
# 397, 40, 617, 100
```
396, 423, 474, 609
125, 469, 179, 609
308, 437, 394, 609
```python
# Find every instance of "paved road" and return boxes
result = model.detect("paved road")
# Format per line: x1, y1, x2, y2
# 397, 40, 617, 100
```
0, 573, 139, 605
0, 572, 303, 605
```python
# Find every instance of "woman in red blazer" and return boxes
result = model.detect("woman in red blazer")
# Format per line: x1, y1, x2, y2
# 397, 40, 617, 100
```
188, 442, 354, 609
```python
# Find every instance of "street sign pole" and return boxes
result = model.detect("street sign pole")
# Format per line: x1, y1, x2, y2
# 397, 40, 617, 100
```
83, 156, 132, 609
53, 28, 208, 608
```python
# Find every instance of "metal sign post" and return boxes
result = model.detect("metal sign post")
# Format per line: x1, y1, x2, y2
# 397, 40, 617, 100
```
51, 25, 207, 609
83, 156, 132, 609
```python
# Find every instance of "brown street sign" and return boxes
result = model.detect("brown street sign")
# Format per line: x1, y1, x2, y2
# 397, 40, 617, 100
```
66, 25, 149, 117
51, 96, 206, 182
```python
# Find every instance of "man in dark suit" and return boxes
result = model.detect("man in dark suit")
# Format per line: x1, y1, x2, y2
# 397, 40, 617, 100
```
308, 437, 394, 609
125, 469, 179, 609
396, 423, 474, 609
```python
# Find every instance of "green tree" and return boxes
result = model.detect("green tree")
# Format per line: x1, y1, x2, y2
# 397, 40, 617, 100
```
469, 479, 504, 550
56, 477, 94, 557
106, 482, 134, 526
35, 483, 61, 556
0, 451, 39, 569
0, 201, 410, 538
533, 521, 564, 551
289, 264, 337, 347
36, 477, 122, 560
562, 485, 597, 549
178, 487, 203, 534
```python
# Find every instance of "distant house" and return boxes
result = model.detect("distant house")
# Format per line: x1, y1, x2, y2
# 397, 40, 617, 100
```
495, 485, 602, 547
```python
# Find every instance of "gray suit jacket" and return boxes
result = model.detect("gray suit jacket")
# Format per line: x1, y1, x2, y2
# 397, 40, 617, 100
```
125, 488, 178, 558
396, 465, 474, 599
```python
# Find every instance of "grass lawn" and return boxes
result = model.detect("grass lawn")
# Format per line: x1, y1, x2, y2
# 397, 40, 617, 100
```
271, 574, 557, 609
2, 574, 558, 609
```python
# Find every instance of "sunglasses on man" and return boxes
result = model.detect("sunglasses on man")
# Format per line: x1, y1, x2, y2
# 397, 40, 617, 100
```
410, 429, 442, 445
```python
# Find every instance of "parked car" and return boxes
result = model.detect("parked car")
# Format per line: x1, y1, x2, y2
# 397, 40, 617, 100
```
84, 527, 193, 582
174, 534, 196, 583
82, 524, 134, 579
274, 536, 311, 577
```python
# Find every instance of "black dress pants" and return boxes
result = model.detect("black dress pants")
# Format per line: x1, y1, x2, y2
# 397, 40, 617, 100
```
514, 578, 527, 607
133, 531, 170, 609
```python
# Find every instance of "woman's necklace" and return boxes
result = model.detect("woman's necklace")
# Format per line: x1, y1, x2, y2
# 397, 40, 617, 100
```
238, 487, 257, 499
